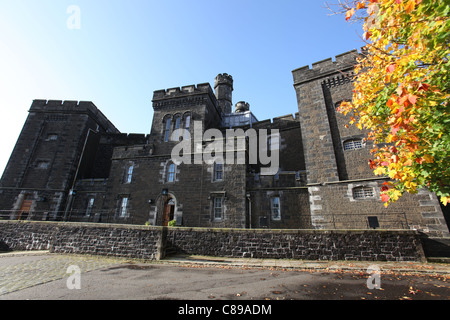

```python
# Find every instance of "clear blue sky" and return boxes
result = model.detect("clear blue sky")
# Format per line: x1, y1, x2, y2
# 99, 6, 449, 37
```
0, 0, 364, 176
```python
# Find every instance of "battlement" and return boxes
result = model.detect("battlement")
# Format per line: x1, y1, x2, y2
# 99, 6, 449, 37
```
31, 99, 97, 110
292, 49, 360, 85
29, 99, 120, 133
214, 73, 233, 89
152, 83, 214, 101
251, 113, 300, 129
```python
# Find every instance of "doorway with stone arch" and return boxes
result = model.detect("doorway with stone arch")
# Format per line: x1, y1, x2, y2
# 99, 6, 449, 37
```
162, 197, 176, 226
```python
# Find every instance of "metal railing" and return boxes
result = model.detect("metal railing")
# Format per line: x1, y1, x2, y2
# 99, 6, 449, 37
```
0, 209, 141, 225
0, 209, 411, 230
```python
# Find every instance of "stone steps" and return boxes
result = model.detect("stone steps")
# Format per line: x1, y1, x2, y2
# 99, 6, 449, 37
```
421, 237, 450, 259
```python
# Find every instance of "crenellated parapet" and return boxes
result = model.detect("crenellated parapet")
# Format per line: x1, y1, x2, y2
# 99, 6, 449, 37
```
214, 73, 233, 90
29, 99, 120, 133
292, 49, 361, 86
152, 83, 215, 101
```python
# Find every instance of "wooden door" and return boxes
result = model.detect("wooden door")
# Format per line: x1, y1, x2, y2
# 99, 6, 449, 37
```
18, 198, 33, 220
162, 199, 175, 226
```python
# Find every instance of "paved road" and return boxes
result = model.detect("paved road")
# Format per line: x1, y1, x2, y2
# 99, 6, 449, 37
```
0, 251, 449, 302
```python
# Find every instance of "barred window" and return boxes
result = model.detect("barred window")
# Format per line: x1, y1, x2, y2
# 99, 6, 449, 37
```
353, 187, 374, 199
343, 139, 363, 151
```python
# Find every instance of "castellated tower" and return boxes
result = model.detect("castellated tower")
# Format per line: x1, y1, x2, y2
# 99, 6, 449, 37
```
214, 73, 233, 114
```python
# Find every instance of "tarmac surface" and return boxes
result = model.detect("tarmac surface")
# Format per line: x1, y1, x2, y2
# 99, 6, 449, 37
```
0, 251, 449, 301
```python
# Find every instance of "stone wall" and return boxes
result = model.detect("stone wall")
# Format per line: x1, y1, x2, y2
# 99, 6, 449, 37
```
0, 220, 426, 262
167, 227, 425, 262
0, 220, 163, 260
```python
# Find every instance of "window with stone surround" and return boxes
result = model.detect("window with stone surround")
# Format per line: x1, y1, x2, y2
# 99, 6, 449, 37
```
213, 161, 223, 181
213, 197, 223, 221
164, 117, 172, 142
352, 186, 375, 199
167, 163, 176, 183
119, 196, 129, 217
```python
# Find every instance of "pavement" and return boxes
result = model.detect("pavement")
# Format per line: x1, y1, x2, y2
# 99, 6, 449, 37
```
163, 253, 450, 275
1, 250, 449, 276
0, 250, 448, 301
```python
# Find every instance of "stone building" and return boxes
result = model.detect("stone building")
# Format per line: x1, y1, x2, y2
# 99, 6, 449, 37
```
0, 50, 448, 238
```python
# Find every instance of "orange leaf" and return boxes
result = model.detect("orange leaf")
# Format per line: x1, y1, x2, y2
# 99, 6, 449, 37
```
418, 83, 430, 91
386, 64, 396, 73
391, 125, 400, 135
345, 8, 355, 21
396, 105, 404, 115
381, 194, 390, 202
363, 31, 372, 40
405, 0, 415, 13
356, 2, 366, 10
387, 98, 394, 108
408, 94, 417, 105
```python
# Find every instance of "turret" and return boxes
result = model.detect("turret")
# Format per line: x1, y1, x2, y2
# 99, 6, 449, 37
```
235, 101, 250, 113
214, 73, 233, 114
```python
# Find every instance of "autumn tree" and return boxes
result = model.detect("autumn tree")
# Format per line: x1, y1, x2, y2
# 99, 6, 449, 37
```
331, 0, 449, 206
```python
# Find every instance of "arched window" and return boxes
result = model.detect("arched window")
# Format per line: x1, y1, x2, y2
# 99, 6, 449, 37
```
167, 163, 176, 182
164, 117, 172, 142
184, 115, 191, 140
172, 116, 181, 141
